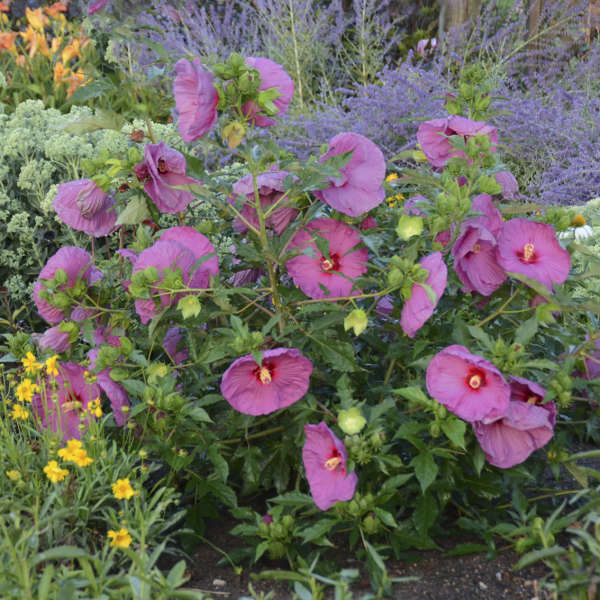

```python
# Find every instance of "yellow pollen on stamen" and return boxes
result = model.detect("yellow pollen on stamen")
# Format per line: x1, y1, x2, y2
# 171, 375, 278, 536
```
572, 214, 586, 227
322, 259, 333, 271
472, 243, 481, 253
258, 367, 272, 384
469, 375, 482, 389
527, 396, 538, 404
324, 456, 342, 471
523, 243, 535, 261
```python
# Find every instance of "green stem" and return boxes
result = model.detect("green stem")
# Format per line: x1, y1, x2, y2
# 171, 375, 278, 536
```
476, 289, 520, 327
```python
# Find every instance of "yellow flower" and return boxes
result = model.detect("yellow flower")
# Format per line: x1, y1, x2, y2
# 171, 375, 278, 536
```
71, 448, 94, 467
112, 478, 136, 500
21, 352, 42, 375
108, 528, 132, 548
44, 460, 69, 483
26, 7, 48, 31
385, 173, 399, 182
61, 39, 81, 64
16, 378, 40, 403
88, 397, 102, 418
387, 192, 404, 208
46, 355, 59, 377
57, 439, 82, 461
572, 214, 587, 227
6, 470, 21, 481
11, 403, 29, 420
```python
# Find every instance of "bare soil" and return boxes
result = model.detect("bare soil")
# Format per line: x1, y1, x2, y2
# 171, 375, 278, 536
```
186, 518, 550, 600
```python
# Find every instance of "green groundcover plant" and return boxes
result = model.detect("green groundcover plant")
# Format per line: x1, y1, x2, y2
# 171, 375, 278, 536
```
3, 43, 600, 599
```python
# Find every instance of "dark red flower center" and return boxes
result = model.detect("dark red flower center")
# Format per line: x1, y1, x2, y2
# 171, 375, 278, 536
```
324, 448, 343, 471
157, 158, 168, 174
465, 367, 487, 390
253, 360, 276, 385
320, 253, 341, 273
517, 242, 538, 264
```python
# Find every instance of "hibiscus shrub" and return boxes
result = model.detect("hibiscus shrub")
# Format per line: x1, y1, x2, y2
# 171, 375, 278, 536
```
7, 49, 600, 586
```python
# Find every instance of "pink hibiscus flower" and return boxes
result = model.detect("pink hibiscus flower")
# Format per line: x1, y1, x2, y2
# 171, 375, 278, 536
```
134, 142, 201, 214
426, 345, 510, 423
53, 179, 117, 237
173, 58, 219, 142
32, 362, 100, 440
313, 132, 386, 217
37, 326, 72, 353
33, 247, 103, 325
162, 327, 189, 365
285, 217, 369, 300
496, 219, 571, 292
302, 422, 358, 510
241, 57, 294, 127
473, 376, 556, 469
401, 252, 447, 338
494, 171, 519, 201
220, 348, 313, 415
417, 115, 498, 168
229, 169, 298, 235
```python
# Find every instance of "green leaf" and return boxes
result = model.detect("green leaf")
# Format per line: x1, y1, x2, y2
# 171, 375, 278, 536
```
374, 507, 397, 528
472, 445, 486, 475
513, 546, 564, 570
394, 386, 430, 406
186, 406, 212, 423
208, 446, 229, 482
413, 493, 438, 535
299, 519, 337, 543
33, 545, 88, 565
63, 108, 125, 135
317, 339, 356, 372
167, 560, 187, 587
116, 196, 151, 226
440, 418, 467, 449
410, 451, 438, 493
363, 540, 386, 573
121, 379, 146, 396
506, 271, 554, 300
467, 325, 493, 350
514, 317, 538, 346
379, 473, 413, 494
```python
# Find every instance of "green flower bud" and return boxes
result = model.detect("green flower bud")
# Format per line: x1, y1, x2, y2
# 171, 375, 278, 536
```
396, 214, 424, 241
362, 513, 380, 535
267, 541, 286, 560
338, 407, 367, 435
344, 309, 368, 337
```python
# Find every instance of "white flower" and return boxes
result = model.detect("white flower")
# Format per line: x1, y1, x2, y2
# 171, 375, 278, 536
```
575, 225, 594, 241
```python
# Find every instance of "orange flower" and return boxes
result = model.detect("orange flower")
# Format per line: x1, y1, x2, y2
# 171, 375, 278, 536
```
66, 68, 86, 99
16, 54, 26, 68
26, 7, 48, 31
51, 36, 63, 55
21, 26, 50, 59
0, 1, 11, 13
0, 31, 18, 54
61, 39, 80, 64
45, 2, 68, 18
53, 61, 67, 84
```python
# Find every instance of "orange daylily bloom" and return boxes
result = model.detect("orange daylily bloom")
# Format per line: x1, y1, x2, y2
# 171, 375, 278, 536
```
61, 39, 80, 63
0, 31, 18, 54
45, 2, 68, 18
20, 26, 50, 58
26, 7, 48, 31
15, 54, 26, 68
53, 60, 67, 83
66, 68, 86, 99
51, 35, 63, 54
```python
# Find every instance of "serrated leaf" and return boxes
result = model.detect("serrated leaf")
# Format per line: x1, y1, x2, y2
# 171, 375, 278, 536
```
515, 317, 538, 346
467, 325, 493, 350
299, 519, 337, 543
410, 451, 438, 493
440, 418, 467, 449
394, 386, 430, 405
317, 340, 355, 372
116, 196, 151, 226
513, 546, 564, 570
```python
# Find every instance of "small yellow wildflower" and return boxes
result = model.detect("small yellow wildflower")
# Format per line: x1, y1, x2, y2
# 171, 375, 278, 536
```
6, 470, 21, 481
21, 352, 42, 375
46, 355, 59, 377
387, 193, 404, 208
71, 448, 94, 467
58, 439, 82, 460
385, 173, 399, 182
572, 214, 587, 227
88, 397, 102, 418
107, 528, 133, 548
112, 478, 136, 500
15, 378, 40, 403
43, 460, 69, 483
11, 403, 29, 420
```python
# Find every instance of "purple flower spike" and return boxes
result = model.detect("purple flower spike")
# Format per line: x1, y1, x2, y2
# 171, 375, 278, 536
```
401, 252, 447, 338
473, 376, 555, 469
242, 57, 294, 127
286, 217, 368, 300
33, 362, 100, 441
302, 422, 358, 511
220, 348, 313, 415
34, 247, 103, 325
88, 0, 110, 15
426, 345, 510, 423
314, 132, 386, 217
496, 219, 571, 292
134, 142, 201, 214
229, 169, 297, 235
417, 116, 498, 168
53, 179, 117, 237
173, 58, 218, 142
